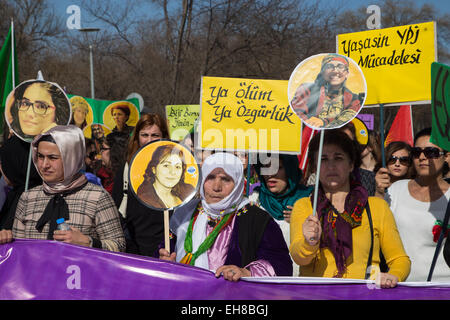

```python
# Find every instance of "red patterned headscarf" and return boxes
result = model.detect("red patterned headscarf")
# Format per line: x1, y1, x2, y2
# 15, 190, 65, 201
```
321, 53, 349, 69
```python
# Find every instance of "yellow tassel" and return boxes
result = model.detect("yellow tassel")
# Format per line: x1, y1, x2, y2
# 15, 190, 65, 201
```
180, 252, 192, 265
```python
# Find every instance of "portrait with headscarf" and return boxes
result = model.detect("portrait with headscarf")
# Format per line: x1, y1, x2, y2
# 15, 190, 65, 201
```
289, 53, 366, 129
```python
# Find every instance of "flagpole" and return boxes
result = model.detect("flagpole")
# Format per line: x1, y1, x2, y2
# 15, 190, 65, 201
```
379, 104, 386, 168
10, 19, 15, 88
409, 105, 414, 144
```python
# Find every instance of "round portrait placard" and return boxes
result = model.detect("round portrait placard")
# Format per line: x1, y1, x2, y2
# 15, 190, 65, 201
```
129, 139, 200, 211
69, 96, 94, 130
102, 101, 140, 136
288, 53, 367, 130
4, 79, 72, 142
83, 123, 112, 140
83, 123, 113, 161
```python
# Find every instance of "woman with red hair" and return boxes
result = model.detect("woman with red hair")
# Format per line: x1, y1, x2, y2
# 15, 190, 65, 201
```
111, 104, 134, 136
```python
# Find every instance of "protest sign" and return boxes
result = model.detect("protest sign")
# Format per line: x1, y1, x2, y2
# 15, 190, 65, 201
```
288, 53, 367, 219
67, 94, 140, 136
337, 21, 436, 105
129, 139, 200, 211
5, 79, 71, 142
430, 62, 450, 151
288, 53, 366, 130
200, 76, 301, 153
165, 104, 200, 141
129, 139, 200, 252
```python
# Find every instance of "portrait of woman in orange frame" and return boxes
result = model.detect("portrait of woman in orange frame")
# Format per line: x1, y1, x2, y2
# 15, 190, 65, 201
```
290, 53, 366, 130
6, 80, 71, 141
136, 143, 196, 210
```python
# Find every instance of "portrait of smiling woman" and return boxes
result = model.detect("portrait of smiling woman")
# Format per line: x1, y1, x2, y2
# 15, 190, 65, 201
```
136, 143, 196, 210
289, 53, 365, 129
6, 80, 71, 141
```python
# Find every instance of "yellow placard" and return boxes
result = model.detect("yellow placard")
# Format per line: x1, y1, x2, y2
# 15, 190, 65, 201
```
200, 76, 301, 153
337, 21, 436, 105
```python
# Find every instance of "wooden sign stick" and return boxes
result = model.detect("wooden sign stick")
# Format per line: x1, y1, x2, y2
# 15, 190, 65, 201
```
164, 209, 170, 253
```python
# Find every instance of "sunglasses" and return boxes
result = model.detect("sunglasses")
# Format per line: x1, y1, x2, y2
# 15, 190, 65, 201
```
411, 147, 446, 159
387, 155, 411, 166
323, 63, 348, 72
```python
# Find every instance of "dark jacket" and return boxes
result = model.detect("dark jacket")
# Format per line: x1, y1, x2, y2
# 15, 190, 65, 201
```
0, 135, 42, 229
112, 163, 168, 257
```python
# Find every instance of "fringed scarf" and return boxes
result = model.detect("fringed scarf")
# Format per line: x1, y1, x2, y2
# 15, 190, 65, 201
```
312, 177, 368, 277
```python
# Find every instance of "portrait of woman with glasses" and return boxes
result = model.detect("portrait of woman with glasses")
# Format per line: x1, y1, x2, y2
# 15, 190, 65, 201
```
384, 128, 450, 282
375, 141, 414, 198
290, 53, 365, 129
6, 80, 71, 141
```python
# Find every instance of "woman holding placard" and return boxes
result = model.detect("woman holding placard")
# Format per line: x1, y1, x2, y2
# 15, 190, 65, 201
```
160, 152, 292, 281
290, 130, 410, 287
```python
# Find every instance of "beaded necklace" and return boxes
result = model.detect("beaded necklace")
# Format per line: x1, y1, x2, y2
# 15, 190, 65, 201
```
180, 204, 248, 266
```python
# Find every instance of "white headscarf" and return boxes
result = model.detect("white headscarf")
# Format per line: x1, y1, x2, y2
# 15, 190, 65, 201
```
174, 152, 249, 270
199, 152, 249, 218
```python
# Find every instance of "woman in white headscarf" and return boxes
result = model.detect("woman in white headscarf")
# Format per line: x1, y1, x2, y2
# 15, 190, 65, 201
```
160, 152, 292, 281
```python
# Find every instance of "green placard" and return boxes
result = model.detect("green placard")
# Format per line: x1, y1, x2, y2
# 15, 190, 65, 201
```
165, 104, 200, 141
430, 62, 450, 151
67, 94, 140, 137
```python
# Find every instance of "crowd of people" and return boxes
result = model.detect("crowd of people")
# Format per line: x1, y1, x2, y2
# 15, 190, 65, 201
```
0, 110, 449, 287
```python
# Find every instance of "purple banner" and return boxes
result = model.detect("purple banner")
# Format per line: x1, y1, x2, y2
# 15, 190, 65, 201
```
0, 239, 449, 300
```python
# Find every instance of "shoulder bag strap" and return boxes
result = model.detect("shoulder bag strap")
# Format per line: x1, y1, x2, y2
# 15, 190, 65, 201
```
365, 200, 374, 280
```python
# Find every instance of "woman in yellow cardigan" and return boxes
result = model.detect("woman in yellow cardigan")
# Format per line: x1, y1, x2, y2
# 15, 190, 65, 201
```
290, 130, 410, 288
